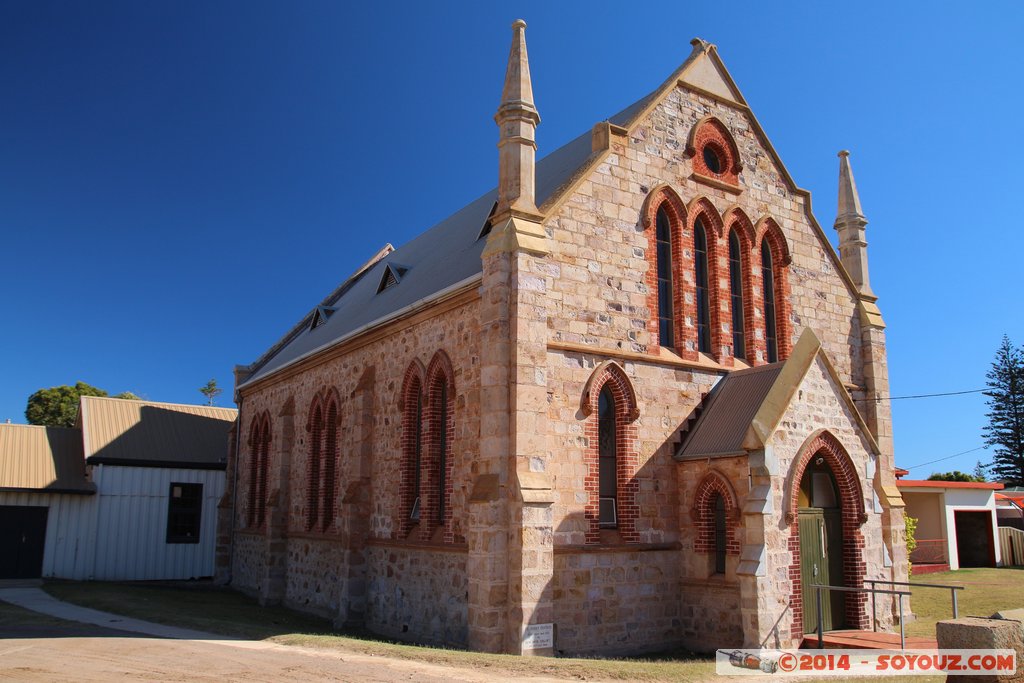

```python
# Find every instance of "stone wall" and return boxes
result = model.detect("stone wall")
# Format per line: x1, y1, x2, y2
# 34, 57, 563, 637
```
366, 544, 468, 647
284, 536, 347, 618
230, 531, 265, 595
678, 579, 743, 652
552, 548, 681, 655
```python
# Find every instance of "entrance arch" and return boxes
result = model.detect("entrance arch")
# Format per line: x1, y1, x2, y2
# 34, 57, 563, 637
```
785, 430, 868, 638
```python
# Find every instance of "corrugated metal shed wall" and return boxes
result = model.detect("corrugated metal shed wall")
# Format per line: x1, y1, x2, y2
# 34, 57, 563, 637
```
90, 465, 225, 580
0, 491, 95, 578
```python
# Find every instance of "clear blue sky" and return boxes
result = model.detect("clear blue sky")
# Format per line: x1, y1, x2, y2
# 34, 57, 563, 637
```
2, 1, 1021, 478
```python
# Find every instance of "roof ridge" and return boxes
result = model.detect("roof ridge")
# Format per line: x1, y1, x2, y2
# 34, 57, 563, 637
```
81, 395, 237, 413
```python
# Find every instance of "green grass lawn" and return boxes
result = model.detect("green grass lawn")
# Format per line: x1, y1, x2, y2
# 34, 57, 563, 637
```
41, 581, 715, 681
906, 567, 1024, 637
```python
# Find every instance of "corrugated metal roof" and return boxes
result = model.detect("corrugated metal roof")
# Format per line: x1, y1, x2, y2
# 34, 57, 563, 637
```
676, 364, 783, 459
0, 423, 94, 493
244, 94, 654, 386
80, 396, 237, 468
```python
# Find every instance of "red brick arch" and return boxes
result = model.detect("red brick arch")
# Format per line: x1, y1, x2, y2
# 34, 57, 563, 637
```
581, 361, 639, 544
640, 185, 688, 356
686, 116, 742, 186
786, 430, 869, 638
691, 470, 741, 559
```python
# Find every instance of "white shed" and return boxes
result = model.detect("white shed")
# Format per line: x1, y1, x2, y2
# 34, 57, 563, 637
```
0, 396, 235, 580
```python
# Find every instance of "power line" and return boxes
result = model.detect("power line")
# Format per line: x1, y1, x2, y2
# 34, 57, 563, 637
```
854, 388, 986, 403
903, 446, 988, 471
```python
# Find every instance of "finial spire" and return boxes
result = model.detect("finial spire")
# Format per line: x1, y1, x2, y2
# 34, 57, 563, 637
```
834, 150, 873, 296
493, 19, 541, 221
836, 150, 865, 221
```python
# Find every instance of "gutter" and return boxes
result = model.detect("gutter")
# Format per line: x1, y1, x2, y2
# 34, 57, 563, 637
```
238, 272, 483, 392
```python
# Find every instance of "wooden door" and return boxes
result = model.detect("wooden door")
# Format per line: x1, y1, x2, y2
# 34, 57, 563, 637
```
0, 506, 48, 579
799, 508, 844, 632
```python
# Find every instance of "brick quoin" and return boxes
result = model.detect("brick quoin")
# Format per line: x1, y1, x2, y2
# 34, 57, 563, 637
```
787, 430, 869, 638
691, 471, 742, 556
581, 362, 640, 544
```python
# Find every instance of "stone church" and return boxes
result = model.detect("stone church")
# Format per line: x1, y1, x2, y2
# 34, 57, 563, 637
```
217, 21, 909, 655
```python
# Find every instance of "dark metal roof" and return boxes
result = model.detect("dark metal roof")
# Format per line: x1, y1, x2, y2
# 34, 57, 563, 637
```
244, 95, 652, 386
675, 363, 783, 459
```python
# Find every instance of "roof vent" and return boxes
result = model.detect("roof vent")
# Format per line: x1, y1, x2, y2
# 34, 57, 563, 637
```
310, 305, 336, 331
477, 201, 499, 240
377, 264, 408, 293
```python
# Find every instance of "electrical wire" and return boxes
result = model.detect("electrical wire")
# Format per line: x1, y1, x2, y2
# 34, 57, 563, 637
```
854, 388, 986, 402
902, 446, 988, 471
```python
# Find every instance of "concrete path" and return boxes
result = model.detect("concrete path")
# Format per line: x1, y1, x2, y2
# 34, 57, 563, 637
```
0, 587, 232, 642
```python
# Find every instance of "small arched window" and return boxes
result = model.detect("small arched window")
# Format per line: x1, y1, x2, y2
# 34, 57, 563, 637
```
655, 206, 675, 348
436, 380, 449, 525
248, 413, 271, 529
713, 493, 727, 574
728, 230, 746, 360
694, 219, 712, 354
598, 385, 617, 528
761, 241, 778, 363
400, 363, 425, 535
424, 351, 455, 538
411, 388, 423, 521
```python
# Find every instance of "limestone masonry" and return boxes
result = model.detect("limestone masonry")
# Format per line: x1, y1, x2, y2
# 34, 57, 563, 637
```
217, 22, 908, 656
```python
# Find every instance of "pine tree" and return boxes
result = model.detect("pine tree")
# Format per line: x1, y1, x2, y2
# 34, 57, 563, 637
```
983, 336, 1024, 485
199, 379, 222, 407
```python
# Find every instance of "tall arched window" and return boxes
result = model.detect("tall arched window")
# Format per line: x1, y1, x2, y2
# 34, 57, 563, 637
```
399, 362, 425, 536
424, 351, 455, 539
694, 218, 712, 354
248, 413, 271, 529
598, 385, 617, 528
761, 241, 778, 363
728, 230, 746, 361
307, 401, 323, 530
655, 206, 675, 348
714, 493, 727, 574
321, 397, 338, 531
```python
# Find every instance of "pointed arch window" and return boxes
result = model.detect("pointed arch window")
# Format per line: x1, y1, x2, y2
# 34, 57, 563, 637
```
399, 363, 425, 536
655, 207, 675, 348
322, 397, 338, 531
424, 351, 455, 540
307, 401, 323, 530
761, 241, 778, 363
694, 218, 712, 354
728, 230, 746, 360
247, 413, 271, 529
598, 386, 617, 528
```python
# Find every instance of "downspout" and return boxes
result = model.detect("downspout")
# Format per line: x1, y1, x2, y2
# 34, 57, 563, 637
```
225, 395, 242, 585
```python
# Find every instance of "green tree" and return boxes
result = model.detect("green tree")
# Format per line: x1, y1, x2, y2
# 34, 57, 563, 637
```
25, 382, 108, 427
199, 379, 222, 406
113, 391, 141, 400
983, 336, 1024, 485
927, 470, 986, 483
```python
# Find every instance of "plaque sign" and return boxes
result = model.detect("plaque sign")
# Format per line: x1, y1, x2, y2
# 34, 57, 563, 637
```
521, 623, 554, 650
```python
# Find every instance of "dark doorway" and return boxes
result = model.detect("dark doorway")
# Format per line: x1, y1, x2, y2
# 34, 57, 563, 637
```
954, 511, 995, 568
0, 506, 48, 579
798, 461, 845, 633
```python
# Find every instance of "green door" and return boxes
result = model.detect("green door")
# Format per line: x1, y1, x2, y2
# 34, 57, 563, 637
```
799, 508, 844, 633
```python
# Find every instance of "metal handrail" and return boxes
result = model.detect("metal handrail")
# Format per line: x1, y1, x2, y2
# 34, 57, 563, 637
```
810, 583, 912, 650
866, 579, 965, 630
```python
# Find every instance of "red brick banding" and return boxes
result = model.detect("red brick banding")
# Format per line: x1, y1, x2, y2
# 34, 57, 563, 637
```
581, 361, 640, 544
786, 430, 869, 638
